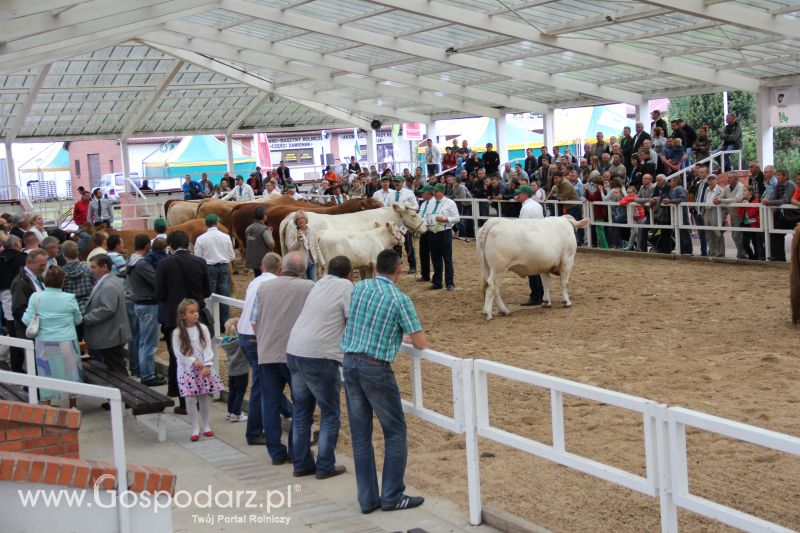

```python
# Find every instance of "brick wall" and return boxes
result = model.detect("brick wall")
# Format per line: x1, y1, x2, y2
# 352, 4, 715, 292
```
0, 400, 80, 458
0, 399, 176, 495
67, 140, 122, 196
0, 452, 177, 494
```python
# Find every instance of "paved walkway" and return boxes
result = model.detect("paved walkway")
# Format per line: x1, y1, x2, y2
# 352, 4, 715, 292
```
77, 394, 495, 533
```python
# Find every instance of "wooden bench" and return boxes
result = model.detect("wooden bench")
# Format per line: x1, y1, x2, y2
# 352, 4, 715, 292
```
82, 359, 174, 441
0, 383, 28, 402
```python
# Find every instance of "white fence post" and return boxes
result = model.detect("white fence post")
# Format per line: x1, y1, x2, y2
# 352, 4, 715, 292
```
24, 342, 37, 404
655, 406, 678, 533
462, 359, 482, 525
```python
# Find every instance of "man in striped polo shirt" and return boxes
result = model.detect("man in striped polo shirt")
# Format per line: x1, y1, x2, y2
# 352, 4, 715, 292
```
340, 249, 427, 514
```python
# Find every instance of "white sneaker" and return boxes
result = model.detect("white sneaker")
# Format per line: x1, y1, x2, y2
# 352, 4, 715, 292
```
230, 414, 248, 423
225, 413, 234, 421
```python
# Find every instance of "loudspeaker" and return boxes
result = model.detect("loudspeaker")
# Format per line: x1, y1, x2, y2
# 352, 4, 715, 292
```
370, 119, 382, 130
322, 131, 332, 140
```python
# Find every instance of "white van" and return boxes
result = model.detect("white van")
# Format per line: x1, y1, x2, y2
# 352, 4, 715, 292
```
97, 172, 140, 203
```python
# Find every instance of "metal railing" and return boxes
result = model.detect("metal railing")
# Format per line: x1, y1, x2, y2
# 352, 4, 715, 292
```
205, 294, 800, 532
0, 361, 130, 533
666, 149, 743, 189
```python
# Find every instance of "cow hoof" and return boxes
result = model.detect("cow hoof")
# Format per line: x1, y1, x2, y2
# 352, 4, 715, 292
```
484, 315, 493, 321
563, 302, 572, 308
542, 302, 552, 308
499, 310, 511, 316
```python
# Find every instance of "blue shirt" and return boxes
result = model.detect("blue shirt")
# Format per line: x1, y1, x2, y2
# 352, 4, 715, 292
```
340, 276, 421, 363
22, 288, 82, 341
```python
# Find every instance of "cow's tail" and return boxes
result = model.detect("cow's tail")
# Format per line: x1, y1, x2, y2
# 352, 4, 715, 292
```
279, 214, 296, 256
477, 218, 500, 298
564, 215, 590, 229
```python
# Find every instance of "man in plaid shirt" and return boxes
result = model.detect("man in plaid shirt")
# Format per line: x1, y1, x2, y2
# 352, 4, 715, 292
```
340, 249, 427, 514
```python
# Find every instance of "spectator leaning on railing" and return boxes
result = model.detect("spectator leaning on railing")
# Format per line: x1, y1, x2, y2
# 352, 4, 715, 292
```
762, 169, 797, 262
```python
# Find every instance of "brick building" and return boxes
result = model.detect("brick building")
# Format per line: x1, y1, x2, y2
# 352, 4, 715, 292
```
66, 140, 122, 196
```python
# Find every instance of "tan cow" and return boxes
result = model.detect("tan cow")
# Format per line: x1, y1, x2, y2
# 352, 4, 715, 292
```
165, 199, 203, 226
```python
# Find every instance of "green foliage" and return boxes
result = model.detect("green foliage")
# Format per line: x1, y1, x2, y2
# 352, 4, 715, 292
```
668, 92, 799, 175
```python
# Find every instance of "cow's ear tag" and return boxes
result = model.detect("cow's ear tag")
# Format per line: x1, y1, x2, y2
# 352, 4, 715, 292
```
399, 225, 408, 235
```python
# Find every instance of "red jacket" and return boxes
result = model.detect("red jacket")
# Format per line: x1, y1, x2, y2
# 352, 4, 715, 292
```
73, 199, 89, 225
620, 194, 645, 221
737, 199, 760, 228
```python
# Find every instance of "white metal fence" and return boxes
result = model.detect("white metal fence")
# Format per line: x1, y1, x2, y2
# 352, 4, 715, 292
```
206, 295, 800, 532
0, 341, 131, 533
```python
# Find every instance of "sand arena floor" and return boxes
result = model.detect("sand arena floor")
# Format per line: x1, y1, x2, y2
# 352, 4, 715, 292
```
204, 241, 799, 532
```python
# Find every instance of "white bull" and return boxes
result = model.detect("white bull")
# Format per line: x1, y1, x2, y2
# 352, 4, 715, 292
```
317, 222, 406, 278
279, 204, 427, 255
477, 215, 590, 319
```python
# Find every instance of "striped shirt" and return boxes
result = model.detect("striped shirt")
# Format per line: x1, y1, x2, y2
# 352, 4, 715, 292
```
340, 276, 421, 363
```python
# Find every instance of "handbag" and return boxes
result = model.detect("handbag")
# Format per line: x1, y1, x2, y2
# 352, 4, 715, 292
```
25, 294, 40, 339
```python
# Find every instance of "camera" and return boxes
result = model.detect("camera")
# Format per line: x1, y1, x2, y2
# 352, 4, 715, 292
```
605, 13, 616, 22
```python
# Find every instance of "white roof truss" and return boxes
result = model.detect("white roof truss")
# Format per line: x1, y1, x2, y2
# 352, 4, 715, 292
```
0, 0, 799, 141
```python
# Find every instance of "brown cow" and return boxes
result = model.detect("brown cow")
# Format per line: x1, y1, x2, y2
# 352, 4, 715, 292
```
197, 199, 238, 228
230, 198, 382, 255
92, 219, 231, 252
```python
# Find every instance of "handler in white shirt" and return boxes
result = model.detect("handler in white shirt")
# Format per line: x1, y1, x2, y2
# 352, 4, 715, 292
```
387, 176, 419, 273
517, 185, 546, 307
264, 180, 282, 197
371, 175, 393, 206
427, 183, 460, 290
222, 176, 255, 201
193, 214, 235, 331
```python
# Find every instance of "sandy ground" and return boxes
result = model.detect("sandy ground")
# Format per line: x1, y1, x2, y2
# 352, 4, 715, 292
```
166, 243, 799, 533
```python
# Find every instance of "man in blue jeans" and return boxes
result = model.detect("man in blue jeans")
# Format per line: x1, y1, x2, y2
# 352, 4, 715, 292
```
237, 253, 280, 445
251, 252, 312, 464
340, 249, 427, 513
126, 235, 166, 386
286, 255, 353, 479
193, 214, 235, 335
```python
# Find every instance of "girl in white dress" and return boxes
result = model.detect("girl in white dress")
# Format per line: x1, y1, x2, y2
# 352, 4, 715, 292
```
172, 299, 223, 441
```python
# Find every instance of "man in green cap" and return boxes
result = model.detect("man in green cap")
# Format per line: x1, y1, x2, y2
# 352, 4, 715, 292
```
283, 183, 305, 201
426, 183, 460, 291
516, 185, 545, 306
416, 185, 435, 282
193, 213, 235, 333
388, 175, 419, 273
152, 218, 168, 246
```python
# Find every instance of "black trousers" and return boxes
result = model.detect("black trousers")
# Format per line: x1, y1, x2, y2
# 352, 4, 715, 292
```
98, 345, 128, 375
430, 229, 454, 288
528, 275, 543, 303
418, 232, 431, 280
403, 231, 416, 270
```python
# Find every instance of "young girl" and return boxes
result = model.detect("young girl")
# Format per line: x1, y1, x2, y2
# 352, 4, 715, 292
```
172, 299, 223, 441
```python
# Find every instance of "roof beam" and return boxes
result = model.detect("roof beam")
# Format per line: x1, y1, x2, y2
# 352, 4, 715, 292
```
6, 63, 52, 142
4, 0, 81, 20
541, 6, 669, 36
144, 30, 504, 118
140, 44, 387, 129
0, 0, 217, 74
160, 20, 548, 113
639, 0, 800, 40
219, 0, 641, 104
146, 44, 429, 123
227, 93, 270, 135
3, 0, 207, 42
122, 60, 184, 137
363, 0, 761, 93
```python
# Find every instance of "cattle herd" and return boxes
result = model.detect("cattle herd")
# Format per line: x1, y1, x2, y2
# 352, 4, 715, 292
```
84, 195, 800, 324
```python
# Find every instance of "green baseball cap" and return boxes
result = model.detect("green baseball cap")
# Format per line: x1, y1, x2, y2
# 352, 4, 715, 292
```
517, 185, 534, 196
420, 185, 435, 193
433, 184, 445, 193
285, 184, 296, 190
153, 218, 167, 232
392, 175, 403, 181
204, 214, 218, 226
